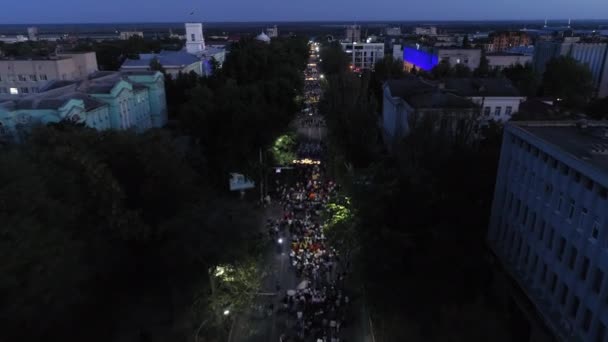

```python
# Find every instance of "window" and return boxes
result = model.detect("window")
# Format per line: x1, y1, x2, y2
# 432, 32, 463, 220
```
539, 220, 546, 241
600, 187, 608, 200
592, 220, 600, 240
20, 87, 28, 94
18, 74, 27, 81
581, 257, 590, 280
541, 263, 548, 283
560, 283, 569, 306
585, 178, 594, 191
597, 322, 606, 342
30, 87, 38, 93
29, 74, 37, 81
484, 106, 491, 116
515, 199, 521, 217
530, 212, 537, 231
568, 199, 575, 220
593, 268, 604, 293
547, 227, 555, 249
574, 172, 581, 183
39, 74, 47, 80
550, 273, 558, 293
569, 247, 578, 270
570, 296, 580, 318
0, 87, 6, 94
560, 163, 569, 175
545, 183, 553, 196
9, 87, 18, 95
191, 33, 195, 41
506, 106, 513, 116
579, 208, 588, 230
582, 308, 592, 332
495, 107, 502, 116
507, 192, 514, 210
557, 192, 564, 212
557, 237, 566, 260
531, 254, 538, 273
522, 205, 529, 225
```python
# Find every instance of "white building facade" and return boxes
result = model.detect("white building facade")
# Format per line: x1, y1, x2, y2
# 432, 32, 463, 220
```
486, 53, 533, 70
488, 121, 608, 342
0, 52, 98, 99
341, 42, 385, 70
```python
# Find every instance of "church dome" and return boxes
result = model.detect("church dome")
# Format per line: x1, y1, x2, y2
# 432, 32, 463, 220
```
255, 32, 271, 43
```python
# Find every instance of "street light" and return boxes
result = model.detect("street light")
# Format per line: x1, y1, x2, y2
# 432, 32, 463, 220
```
320, 74, 325, 79
277, 238, 284, 244
223, 309, 230, 316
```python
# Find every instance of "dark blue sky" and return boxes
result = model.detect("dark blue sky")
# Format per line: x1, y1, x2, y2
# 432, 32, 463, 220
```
3, 0, 608, 23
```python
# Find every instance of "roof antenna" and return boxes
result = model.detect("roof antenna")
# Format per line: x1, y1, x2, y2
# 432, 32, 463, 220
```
568, 18, 571, 29
544, 18, 548, 28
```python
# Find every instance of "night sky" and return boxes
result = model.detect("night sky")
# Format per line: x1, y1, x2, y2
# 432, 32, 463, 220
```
3, 0, 608, 23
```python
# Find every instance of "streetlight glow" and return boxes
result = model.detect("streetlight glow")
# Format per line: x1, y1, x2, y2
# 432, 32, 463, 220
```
278, 238, 284, 244
223, 309, 230, 316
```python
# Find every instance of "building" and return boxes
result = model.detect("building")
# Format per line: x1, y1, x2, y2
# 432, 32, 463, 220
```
0, 70, 167, 143
121, 23, 225, 77
255, 32, 271, 44
486, 53, 534, 70
266, 25, 279, 38
385, 27, 402, 36
0, 52, 99, 99
533, 41, 608, 97
0, 35, 28, 43
490, 31, 531, 52
121, 50, 202, 77
119, 31, 144, 40
27, 27, 38, 41
185, 23, 206, 54
399, 45, 482, 71
444, 78, 526, 122
487, 121, 608, 342
381, 77, 476, 146
414, 27, 438, 36
345, 25, 361, 43
340, 42, 385, 71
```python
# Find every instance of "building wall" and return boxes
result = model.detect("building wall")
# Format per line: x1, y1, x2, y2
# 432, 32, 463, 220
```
473, 96, 525, 122
57, 52, 99, 78
436, 49, 482, 70
491, 32, 531, 52
0, 58, 77, 96
488, 123, 608, 342
341, 43, 385, 70
382, 84, 410, 145
564, 43, 608, 92
125, 72, 167, 127
487, 55, 533, 70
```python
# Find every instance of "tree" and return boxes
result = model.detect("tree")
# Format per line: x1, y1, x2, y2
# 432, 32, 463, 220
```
149, 57, 165, 74
430, 60, 452, 79
586, 97, 608, 119
474, 52, 490, 77
502, 63, 539, 97
320, 41, 350, 75
462, 34, 471, 48
452, 63, 472, 77
541, 56, 594, 109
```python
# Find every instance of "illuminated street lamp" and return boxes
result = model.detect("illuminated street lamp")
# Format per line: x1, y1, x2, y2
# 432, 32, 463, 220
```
319, 74, 325, 79
223, 309, 230, 316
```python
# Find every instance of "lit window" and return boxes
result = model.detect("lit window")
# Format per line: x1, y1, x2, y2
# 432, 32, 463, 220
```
9, 87, 18, 95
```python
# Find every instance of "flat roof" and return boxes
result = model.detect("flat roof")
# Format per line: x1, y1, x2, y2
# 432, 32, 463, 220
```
510, 121, 608, 175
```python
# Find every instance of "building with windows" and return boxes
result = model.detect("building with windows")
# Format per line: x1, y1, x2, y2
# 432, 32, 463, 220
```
266, 25, 279, 38
340, 42, 385, 70
385, 27, 402, 36
488, 121, 608, 342
490, 31, 531, 52
119, 31, 144, 40
27, 27, 38, 41
486, 53, 533, 70
381, 77, 476, 147
345, 25, 361, 43
444, 78, 525, 123
398, 45, 482, 72
414, 26, 438, 36
0, 52, 98, 99
121, 50, 202, 77
0, 70, 167, 143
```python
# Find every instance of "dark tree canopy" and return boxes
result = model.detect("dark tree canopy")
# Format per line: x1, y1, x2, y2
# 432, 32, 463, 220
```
502, 63, 539, 97
541, 56, 594, 108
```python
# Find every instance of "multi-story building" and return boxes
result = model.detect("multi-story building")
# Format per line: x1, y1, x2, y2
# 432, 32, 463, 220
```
385, 27, 402, 36
340, 42, 385, 71
381, 77, 476, 147
121, 50, 202, 77
490, 31, 531, 52
486, 53, 534, 70
119, 31, 144, 40
488, 121, 608, 342
345, 25, 361, 43
0, 70, 167, 143
533, 41, 608, 97
266, 25, 279, 38
27, 27, 38, 41
0, 52, 98, 99
414, 27, 437, 36
398, 45, 482, 71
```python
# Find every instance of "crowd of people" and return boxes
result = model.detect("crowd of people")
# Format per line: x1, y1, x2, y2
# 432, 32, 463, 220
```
269, 165, 350, 342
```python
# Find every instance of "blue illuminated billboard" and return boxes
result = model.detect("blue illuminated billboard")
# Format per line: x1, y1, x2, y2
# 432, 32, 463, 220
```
403, 47, 439, 71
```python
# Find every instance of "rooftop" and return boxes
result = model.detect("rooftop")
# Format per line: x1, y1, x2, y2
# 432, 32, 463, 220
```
386, 77, 475, 109
511, 121, 608, 176
444, 78, 521, 97
122, 50, 200, 68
